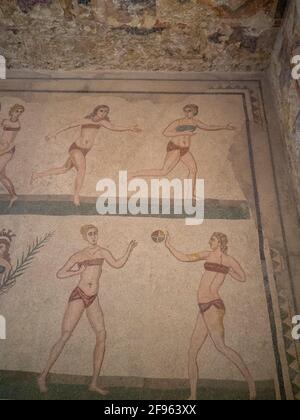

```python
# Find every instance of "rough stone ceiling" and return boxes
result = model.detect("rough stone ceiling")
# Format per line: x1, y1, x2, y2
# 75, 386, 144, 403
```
0, 0, 289, 72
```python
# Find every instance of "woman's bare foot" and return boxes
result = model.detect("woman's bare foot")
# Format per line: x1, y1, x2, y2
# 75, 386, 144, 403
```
74, 195, 81, 207
89, 384, 109, 396
8, 195, 18, 209
188, 395, 196, 400
37, 376, 48, 393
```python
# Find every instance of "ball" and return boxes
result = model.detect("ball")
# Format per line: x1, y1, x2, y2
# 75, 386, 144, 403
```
151, 230, 166, 243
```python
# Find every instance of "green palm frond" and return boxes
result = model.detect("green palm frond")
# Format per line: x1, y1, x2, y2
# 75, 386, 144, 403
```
0, 231, 55, 296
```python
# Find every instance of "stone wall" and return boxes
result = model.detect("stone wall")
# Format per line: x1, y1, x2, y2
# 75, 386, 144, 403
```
270, 0, 300, 213
0, 0, 284, 72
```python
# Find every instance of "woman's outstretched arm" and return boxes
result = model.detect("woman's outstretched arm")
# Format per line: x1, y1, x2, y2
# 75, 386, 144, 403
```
101, 241, 138, 269
102, 241, 138, 268
196, 119, 236, 132
46, 120, 86, 141
100, 119, 141, 133
165, 232, 209, 262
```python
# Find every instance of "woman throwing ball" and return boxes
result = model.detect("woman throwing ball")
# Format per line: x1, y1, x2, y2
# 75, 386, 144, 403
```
165, 231, 256, 400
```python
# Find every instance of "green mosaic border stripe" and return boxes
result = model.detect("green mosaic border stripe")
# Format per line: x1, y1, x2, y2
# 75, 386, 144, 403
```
0, 195, 250, 219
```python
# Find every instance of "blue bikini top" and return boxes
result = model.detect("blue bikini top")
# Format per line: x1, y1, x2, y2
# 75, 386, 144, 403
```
0, 266, 6, 274
176, 125, 197, 133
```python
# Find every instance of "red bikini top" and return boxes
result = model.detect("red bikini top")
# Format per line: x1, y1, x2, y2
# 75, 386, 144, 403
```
3, 126, 20, 131
204, 255, 229, 275
204, 262, 229, 274
81, 124, 101, 130
79, 258, 104, 267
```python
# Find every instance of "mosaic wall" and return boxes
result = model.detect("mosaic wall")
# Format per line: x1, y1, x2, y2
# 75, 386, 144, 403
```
270, 0, 300, 214
0, 0, 287, 72
0, 77, 299, 400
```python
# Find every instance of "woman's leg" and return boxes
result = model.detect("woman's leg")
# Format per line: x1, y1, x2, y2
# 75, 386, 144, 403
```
31, 158, 73, 184
86, 298, 109, 396
180, 152, 198, 199
69, 150, 86, 207
188, 313, 208, 400
2, 175, 18, 208
128, 150, 181, 180
0, 152, 17, 207
37, 299, 85, 393
203, 307, 256, 400
0, 171, 18, 208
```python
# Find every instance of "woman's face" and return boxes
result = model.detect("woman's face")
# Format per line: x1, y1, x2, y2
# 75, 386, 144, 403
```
0, 243, 7, 258
184, 107, 195, 119
209, 236, 220, 251
11, 108, 23, 120
96, 108, 109, 119
86, 228, 98, 246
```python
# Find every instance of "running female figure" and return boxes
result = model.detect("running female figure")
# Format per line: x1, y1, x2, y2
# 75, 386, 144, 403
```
37, 224, 138, 395
129, 104, 235, 198
31, 105, 141, 206
0, 104, 25, 208
165, 231, 256, 400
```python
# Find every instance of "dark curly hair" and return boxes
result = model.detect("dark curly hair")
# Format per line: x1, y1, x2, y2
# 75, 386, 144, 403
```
9, 104, 25, 117
211, 232, 229, 254
86, 105, 110, 122
80, 224, 98, 241
183, 104, 199, 116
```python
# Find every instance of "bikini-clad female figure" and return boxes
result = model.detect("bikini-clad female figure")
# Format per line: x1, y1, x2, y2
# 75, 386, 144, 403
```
129, 104, 235, 198
0, 104, 25, 209
31, 105, 141, 207
165, 231, 256, 400
38, 224, 137, 395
